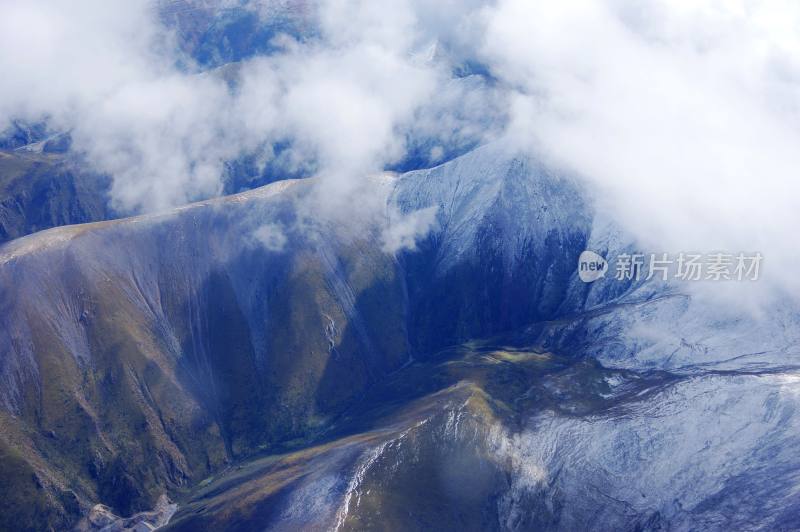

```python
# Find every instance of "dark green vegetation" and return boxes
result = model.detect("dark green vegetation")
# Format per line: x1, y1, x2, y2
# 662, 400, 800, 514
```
0, 440, 79, 531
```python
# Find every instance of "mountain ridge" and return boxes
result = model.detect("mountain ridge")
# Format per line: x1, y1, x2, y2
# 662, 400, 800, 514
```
1, 143, 799, 530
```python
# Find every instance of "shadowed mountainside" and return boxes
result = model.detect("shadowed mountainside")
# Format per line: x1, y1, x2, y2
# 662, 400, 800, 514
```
0, 146, 593, 529
1, 145, 799, 530
0, 150, 112, 244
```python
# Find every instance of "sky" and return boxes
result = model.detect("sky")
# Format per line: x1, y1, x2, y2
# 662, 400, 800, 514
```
1, 0, 799, 300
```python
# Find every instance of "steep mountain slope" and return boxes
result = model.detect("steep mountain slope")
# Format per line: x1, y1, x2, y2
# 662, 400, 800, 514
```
0, 144, 798, 530
159, 0, 314, 69
0, 150, 112, 244
394, 147, 593, 352
165, 338, 800, 531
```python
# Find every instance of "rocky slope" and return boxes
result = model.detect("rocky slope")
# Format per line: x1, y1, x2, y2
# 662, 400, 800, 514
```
164, 337, 800, 531
0, 149, 112, 244
0, 143, 798, 530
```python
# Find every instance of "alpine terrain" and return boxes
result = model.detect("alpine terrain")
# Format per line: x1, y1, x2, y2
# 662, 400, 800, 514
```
1, 144, 799, 530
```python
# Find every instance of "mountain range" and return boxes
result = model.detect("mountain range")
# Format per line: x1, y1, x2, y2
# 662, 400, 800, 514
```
2, 143, 799, 530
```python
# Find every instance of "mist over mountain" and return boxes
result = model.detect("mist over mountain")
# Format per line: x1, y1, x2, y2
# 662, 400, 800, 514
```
1, 1, 800, 531
2, 144, 799, 530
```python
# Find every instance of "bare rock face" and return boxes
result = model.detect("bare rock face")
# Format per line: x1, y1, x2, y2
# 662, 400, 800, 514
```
80, 494, 177, 531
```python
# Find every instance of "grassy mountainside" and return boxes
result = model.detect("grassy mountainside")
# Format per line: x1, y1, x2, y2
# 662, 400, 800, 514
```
2, 145, 799, 530
0, 147, 600, 529
0, 180, 414, 529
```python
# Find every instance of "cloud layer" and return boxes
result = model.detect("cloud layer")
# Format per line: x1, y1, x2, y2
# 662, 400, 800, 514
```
2, 0, 799, 298
480, 0, 800, 301
0, 0, 498, 213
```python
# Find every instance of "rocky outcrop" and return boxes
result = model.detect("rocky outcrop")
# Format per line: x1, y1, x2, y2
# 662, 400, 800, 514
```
79, 494, 176, 532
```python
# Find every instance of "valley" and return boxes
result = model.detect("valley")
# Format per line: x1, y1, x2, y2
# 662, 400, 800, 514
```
1, 146, 798, 530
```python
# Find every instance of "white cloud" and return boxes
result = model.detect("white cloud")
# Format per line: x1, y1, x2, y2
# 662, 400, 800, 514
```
0, 0, 486, 218
250, 222, 288, 251
0, 0, 241, 212
382, 205, 439, 254
479, 0, 800, 302
2, 0, 800, 307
